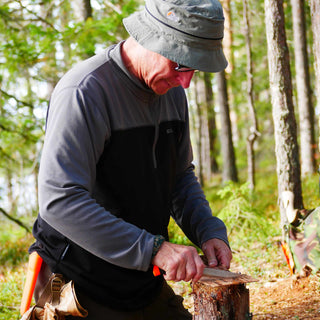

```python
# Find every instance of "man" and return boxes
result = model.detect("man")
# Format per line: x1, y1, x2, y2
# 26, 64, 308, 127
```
30, 0, 232, 318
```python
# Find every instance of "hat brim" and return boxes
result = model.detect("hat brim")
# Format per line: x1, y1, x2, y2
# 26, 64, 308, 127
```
123, 10, 228, 73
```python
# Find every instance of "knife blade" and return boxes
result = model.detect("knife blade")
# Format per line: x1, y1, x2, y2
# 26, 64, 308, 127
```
203, 268, 240, 278
201, 267, 258, 285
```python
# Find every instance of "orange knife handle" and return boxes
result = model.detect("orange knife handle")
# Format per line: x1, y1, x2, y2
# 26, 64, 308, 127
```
20, 251, 43, 315
153, 265, 166, 277
153, 265, 161, 277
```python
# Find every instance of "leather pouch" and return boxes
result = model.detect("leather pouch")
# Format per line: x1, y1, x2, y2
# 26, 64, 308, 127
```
20, 273, 88, 320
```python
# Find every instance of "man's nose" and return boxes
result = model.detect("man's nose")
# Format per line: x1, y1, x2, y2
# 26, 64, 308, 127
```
177, 71, 195, 88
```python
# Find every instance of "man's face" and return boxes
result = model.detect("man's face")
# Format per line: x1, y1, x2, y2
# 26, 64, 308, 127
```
141, 51, 195, 95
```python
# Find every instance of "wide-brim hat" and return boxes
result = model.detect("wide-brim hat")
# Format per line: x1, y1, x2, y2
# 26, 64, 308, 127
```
123, 0, 228, 73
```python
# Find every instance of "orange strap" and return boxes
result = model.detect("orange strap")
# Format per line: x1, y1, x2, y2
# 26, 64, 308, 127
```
281, 241, 295, 275
20, 251, 43, 315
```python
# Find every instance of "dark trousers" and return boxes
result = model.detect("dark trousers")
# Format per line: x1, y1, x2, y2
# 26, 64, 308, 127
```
35, 262, 192, 320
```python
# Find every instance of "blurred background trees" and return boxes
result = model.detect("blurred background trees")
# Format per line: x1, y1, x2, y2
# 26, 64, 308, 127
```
0, 0, 319, 239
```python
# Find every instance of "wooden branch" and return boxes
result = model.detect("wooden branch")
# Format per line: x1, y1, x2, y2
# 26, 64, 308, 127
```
0, 119, 38, 143
0, 207, 31, 233
15, 0, 60, 32
0, 89, 34, 109
105, 1, 122, 14
0, 146, 17, 163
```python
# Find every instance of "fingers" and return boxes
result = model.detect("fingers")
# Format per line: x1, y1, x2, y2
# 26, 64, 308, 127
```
151, 238, 232, 284
172, 251, 204, 283
152, 242, 204, 283
218, 248, 232, 270
201, 238, 232, 270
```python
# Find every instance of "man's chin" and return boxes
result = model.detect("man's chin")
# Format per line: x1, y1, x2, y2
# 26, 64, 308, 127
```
153, 86, 172, 95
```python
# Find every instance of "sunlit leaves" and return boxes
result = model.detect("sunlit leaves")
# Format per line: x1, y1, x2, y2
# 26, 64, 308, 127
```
0, 0, 140, 214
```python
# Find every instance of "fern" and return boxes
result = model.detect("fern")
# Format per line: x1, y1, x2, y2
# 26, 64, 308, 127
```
217, 182, 272, 241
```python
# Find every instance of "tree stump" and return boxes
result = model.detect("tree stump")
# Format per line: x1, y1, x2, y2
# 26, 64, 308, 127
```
192, 280, 252, 320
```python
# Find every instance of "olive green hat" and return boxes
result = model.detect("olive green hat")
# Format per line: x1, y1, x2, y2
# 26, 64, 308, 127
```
123, 0, 228, 73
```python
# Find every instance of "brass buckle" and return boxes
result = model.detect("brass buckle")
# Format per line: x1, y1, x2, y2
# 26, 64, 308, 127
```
51, 276, 63, 292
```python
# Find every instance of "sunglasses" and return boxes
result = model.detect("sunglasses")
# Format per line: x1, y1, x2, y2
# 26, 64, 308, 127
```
174, 63, 196, 72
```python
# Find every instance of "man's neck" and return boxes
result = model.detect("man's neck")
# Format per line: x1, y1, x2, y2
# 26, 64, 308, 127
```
121, 37, 143, 81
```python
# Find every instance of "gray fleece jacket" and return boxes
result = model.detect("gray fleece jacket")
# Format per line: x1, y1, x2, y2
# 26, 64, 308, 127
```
31, 41, 229, 309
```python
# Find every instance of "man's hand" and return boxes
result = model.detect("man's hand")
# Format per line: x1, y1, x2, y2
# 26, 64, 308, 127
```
201, 238, 232, 270
151, 241, 205, 283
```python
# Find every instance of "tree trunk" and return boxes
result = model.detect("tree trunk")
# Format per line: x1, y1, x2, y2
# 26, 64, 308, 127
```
204, 72, 219, 173
193, 282, 250, 320
194, 73, 212, 186
291, 0, 316, 176
243, 0, 259, 190
264, 0, 304, 235
216, 70, 238, 183
309, 0, 320, 162
74, 0, 92, 21
221, 0, 239, 154
221, 0, 234, 74
6, 169, 16, 214
310, 0, 320, 102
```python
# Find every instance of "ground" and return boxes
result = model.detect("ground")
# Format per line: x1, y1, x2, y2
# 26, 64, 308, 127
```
249, 275, 320, 319
1, 232, 319, 319
171, 274, 320, 319
170, 242, 320, 320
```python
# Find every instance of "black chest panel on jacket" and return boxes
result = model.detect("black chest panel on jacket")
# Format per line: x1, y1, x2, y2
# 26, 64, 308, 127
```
31, 120, 184, 310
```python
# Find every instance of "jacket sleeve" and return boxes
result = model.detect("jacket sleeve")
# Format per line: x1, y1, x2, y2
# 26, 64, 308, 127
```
171, 167, 229, 248
171, 99, 229, 248
39, 83, 154, 272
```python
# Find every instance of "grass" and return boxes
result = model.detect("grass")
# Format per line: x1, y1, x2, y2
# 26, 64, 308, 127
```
169, 170, 320, 280
0, 225, 34, 320
0, 170, 319, 319
0, 267, 26, 320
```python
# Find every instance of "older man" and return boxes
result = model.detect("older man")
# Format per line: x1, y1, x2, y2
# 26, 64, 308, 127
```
30, 0, 232, 319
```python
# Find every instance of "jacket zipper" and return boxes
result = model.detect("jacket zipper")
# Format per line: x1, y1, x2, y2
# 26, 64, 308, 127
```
152, 98, 161, 169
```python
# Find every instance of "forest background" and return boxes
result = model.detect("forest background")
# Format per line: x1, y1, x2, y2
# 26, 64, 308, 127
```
0, 0, 320, 319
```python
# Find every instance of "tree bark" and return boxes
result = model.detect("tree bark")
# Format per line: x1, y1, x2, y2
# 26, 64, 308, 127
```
194, 73, 212, 186
221, 0, 234, 74
243, 0, 259, 190
74, 0, 92, 21
264, 0, 304, 235
309, 0, 320, 161
193, 282, 250, 320
205, 73, 219, 173
310, 0, 320, 102
216, 70, 238, 183
221, 0, 239, 155
291, 0, 316, 176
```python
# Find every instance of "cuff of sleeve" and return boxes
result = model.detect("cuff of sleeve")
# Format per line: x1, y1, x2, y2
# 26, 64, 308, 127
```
151, 235, 165, 258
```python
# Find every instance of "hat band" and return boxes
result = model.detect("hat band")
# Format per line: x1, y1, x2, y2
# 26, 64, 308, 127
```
145, 5, 223, 41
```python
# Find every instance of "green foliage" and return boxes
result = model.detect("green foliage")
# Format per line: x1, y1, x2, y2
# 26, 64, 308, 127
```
216, 181, 276, 243
169, 169, 282, 257
0, 0, 318, 310
0, 224, 32, 267
0, 0, 140, 216
301, 173, 320, 204
168, 218, 194, 247
0, 223, 34, 320
0, 268, 25, 320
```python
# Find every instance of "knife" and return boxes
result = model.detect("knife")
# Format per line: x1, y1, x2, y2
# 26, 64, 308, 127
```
203, 267, 240, 278
153, 265, 257, 283
202, 267, 258, 284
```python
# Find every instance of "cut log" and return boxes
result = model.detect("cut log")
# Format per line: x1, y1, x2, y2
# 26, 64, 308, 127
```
192, 272, 256, 320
